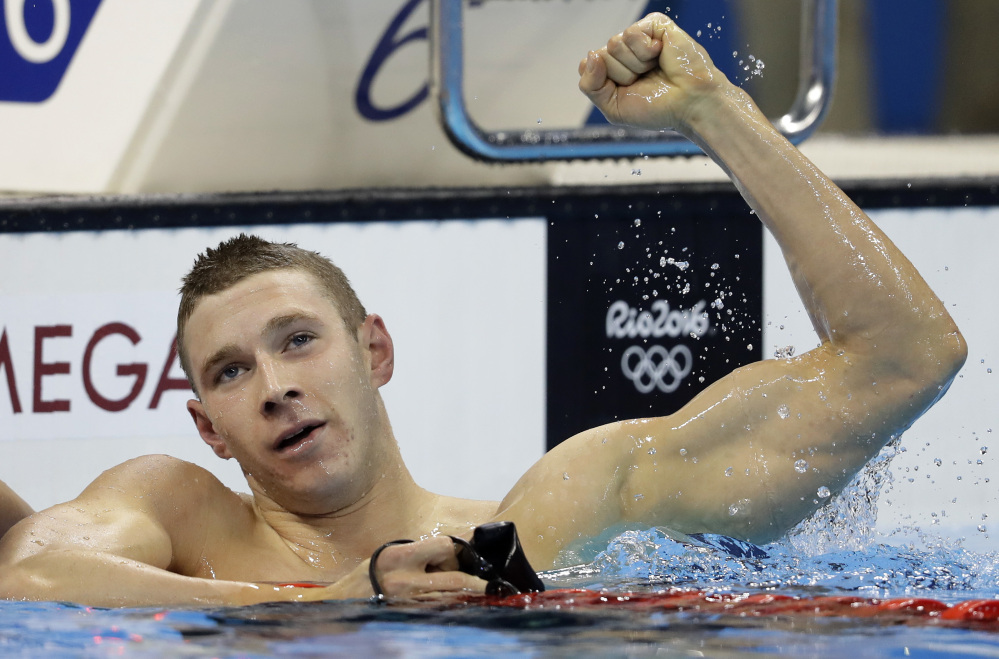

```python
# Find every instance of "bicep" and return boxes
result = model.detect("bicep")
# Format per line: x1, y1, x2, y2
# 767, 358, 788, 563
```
497, 355, 829, 559
0, 455, 218, 571
1, 492, 174, 571
504, 342, 918, 558
622, 342, 920, 540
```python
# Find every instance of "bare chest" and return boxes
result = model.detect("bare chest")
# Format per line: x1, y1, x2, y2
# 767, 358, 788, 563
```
185, 526, 365, 584
177, 495, 501, 584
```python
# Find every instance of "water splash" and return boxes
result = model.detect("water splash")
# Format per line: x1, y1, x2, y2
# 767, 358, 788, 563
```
548, 527, 998, 602
788, 438, 899, 552
547, 440, 999, 601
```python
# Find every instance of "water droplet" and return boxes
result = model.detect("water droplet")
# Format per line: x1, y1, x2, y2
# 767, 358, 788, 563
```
679, 448, 687, 456
727, 498, 751, 516
631, 168, 642, 176
978, 525, 988, 533
710, 263, 719, 270
933, 458, 942, 466
617, 241, 625, 250
774, 345, 795, 359
634, 218, 641, 227
634, 493, 645, 501
724, 467, 733, 477
817, 486, 831, 498
794, 459, 808, 473
777, 404, 790, 419
981, 446, 989, 455
563, 472, 570, 481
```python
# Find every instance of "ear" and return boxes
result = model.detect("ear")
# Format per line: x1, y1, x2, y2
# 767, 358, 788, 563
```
358, 314, 394, 388
187, 399, 232, 459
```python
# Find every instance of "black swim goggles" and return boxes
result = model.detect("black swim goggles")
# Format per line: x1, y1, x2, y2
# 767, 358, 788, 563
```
369, 521, 545, 602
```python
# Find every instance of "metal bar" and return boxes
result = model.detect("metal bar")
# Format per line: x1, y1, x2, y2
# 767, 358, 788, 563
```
431, 0, 838, 162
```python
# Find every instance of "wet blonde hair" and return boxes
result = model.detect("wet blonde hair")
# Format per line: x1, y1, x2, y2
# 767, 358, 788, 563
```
177, 234, 366, 391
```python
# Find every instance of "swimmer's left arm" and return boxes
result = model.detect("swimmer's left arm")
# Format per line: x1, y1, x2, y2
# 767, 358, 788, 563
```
495, 13, 966, 569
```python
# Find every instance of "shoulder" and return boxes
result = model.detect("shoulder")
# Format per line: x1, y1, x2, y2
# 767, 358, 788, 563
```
82, 455, 247, 521
81, 455, 254, 566
90, 455, 229, 493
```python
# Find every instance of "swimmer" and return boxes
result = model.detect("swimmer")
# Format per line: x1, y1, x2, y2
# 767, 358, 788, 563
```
0, 480, 32, 539
0, 14, 965, 607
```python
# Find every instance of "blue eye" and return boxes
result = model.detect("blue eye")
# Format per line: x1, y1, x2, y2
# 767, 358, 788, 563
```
290, 333, 313, 348
219, 365, 242, 382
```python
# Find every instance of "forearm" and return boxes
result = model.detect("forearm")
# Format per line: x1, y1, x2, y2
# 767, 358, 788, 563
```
0, 550, 355, 608
683, 89, 964, 365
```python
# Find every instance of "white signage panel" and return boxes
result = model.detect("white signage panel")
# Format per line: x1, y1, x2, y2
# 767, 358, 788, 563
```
0, 219, 547, 509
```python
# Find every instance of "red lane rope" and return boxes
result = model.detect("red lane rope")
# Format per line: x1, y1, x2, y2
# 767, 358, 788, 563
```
276, 583, 324, 589
489, 588, 999, 627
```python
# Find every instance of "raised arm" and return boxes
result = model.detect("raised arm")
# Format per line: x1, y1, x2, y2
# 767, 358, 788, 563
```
498, 14, 966, 566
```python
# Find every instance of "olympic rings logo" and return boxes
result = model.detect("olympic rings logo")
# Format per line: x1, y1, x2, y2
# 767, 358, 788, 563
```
620, 344, 693, 394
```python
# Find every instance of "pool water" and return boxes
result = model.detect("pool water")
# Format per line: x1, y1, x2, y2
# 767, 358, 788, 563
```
2, 529, 996, 659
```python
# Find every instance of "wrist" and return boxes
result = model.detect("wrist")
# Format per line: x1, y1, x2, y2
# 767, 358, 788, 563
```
679, 84, 759, 141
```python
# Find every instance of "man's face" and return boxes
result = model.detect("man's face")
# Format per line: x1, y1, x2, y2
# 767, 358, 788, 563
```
183, 269, 392, 514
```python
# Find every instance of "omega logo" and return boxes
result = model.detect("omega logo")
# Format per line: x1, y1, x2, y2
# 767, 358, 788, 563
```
0, 323, 188, 414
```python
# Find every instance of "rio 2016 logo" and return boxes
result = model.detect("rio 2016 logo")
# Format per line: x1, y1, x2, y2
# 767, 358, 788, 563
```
1, 0, 102, 103
605, 299, 709, 395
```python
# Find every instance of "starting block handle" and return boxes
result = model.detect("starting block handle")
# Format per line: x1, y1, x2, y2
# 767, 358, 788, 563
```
431, 0, 838, 161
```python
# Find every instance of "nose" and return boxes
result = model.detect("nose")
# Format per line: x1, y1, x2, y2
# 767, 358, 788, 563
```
258, 357, 300, 415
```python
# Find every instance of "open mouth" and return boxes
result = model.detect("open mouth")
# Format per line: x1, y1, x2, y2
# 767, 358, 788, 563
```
275, 423, 323, 452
